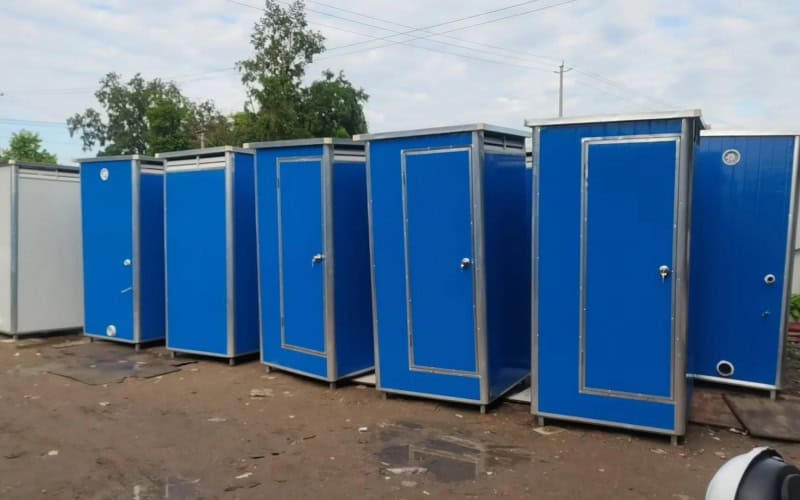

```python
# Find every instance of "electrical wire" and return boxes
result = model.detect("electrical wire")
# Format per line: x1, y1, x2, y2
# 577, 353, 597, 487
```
309, 0, 577, 59
295, 0, 671, 109
228, 0, 663, 108
2, 67, 239, 97
227, 0, 555, 72
305, 0, 559, 64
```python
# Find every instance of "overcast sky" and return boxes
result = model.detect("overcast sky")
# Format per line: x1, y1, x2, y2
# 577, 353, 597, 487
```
1, 0, 798, 164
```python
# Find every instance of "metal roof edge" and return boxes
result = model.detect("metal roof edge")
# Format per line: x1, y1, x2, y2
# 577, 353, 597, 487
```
1, 160, 79, 173
525, 110, 703, 128
155, 146, 253, 159
700, 130, 800, 138
244, 138, 362, 149
353, 123, 529, 142
75, 154, 162, 164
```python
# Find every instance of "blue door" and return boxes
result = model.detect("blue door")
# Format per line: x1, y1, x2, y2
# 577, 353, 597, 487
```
81, 161, 135, 341
404, 148, 476, 374
165, 168, 228, 355
582, 138, 678, 400
278, 159, 326, 355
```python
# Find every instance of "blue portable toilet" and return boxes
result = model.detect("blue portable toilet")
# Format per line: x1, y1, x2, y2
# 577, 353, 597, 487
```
246, 138, 373, 386
157, 147, 259, 364
357, 124, 531, 412
527, 111, 704, 441
78, 155, 165, 349
689, 132, 800, 397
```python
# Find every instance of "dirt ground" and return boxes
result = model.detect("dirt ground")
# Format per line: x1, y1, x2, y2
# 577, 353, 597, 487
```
1, 336, 800, 500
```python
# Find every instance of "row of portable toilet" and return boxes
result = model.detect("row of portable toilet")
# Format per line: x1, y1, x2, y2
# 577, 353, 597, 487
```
1, 110, 797, 441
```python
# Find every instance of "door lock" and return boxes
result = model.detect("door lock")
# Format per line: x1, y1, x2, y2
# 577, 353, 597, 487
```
311, 254, 325, 265
460, 258, 471, 270
123, 258, 132, 267
659, 265, 671, 282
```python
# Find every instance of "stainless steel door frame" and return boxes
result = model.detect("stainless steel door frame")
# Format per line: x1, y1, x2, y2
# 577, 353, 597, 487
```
275, 155, 328, 358
400, 145, 482, 379
577, 134, 682, 404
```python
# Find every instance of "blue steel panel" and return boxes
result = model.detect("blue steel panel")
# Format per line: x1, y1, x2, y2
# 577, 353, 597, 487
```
333, 161, 374, 378
584, 140, 676, 397
165, 169, 228, 355
80, 160, 134, 342
536, 119, 685, 432
370, 132, 480, 402
232, 153, 259, 355
484, 152, 531, 400
689, 135, 796, 387
405, 149, 476, 373
138, 173, 165, 342
279, 159, 325, 354
256, 146, 327, 379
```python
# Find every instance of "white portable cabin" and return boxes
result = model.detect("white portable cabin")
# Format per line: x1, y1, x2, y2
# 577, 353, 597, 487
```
0, 161, 83, 338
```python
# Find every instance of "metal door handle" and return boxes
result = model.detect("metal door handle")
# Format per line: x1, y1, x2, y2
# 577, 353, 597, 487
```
460, 258, 471, 270
312, 254, 325, 265
659, 265, 671, 282
120, 287, 132, 294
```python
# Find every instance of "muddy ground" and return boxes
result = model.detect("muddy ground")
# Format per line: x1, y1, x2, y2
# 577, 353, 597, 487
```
1, 336, 800, 500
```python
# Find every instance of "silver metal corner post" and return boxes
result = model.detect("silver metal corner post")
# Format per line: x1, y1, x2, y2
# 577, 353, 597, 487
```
472, 131, 490, 405
253, 150, 266, 364
9, 162, 19, 336
364, 142, 382, 390
530, 126, 541, 417
673, 118, 693, 436
225, 151, 236, 359
131, 159, 142, 345
163, 159, 172, 350
322, 143, 337, 381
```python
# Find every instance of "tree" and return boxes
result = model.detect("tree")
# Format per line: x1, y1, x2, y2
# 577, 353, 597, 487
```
236, 0, 368, 141
303, 70, 369, 138
0, 130, 58, 164
188, 100, 237, 148
67, 73, 231, 156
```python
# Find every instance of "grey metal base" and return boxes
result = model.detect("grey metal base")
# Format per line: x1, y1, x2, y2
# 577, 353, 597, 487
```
0, 326, 83, 340
167, 348, 258, 366
84, 333, 164, 352
260, 361, 374, 385
532, 411, 682, 442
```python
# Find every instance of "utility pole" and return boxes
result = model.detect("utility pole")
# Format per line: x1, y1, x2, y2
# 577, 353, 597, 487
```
554, 61, 573, 117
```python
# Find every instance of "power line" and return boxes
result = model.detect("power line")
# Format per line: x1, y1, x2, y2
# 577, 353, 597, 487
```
229, 0, 666, 109
6, 1, 672, 112
323, 0, 577, 54
315, 0, 579, 62
2, 66, 239, 97
0, 118, 68, 128
572, 67, 677, 109
227, 0, 554, 72
317, 0, 549, 52
229, 0, 557, 73
294, 0, 673, 109
303, 0, 559, 64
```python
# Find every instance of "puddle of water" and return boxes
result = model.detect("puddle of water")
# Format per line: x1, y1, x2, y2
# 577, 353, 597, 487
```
378, 425, 532, 483
132, 477, 201, 500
